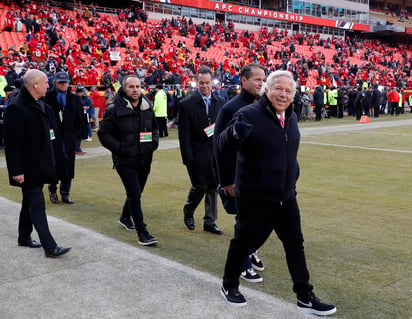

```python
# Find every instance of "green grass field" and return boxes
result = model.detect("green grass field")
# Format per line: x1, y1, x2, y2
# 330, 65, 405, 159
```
1, 115, 411, 319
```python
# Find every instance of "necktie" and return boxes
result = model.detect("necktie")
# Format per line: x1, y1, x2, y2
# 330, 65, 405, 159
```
204, 98, 210, 115
279, 115, 285, 128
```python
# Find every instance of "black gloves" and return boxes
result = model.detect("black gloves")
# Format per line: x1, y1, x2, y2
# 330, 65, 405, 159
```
233, 113, 253, 140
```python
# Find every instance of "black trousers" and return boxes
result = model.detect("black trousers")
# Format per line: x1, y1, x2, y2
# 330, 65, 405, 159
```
116, 165, 150, 234
48, 179, 72, 198
223, 197, 313, 297
234, 214, 273, 270
156, 117, 168, 137
183, 185, 217, 225
314, 106, 322, 121
19, 185, 57, 250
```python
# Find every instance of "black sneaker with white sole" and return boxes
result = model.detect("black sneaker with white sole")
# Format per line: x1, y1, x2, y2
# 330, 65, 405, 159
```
118, 218, 136, 231
240, 268, 263, 283
220, 286, 247, 307
138, 231, 158, 246
250, 251, 265, 271
297, 292, 336, 316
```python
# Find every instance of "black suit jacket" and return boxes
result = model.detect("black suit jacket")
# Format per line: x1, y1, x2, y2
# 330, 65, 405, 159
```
178, 90, 225, 186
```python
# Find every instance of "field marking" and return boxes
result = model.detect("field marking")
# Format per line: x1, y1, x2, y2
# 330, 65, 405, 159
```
357, 131, 412, 137
301, 141, 412, 153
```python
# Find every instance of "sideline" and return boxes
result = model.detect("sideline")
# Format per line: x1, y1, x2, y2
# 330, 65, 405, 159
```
0, 197, 319, 319
301, 141, 412, 153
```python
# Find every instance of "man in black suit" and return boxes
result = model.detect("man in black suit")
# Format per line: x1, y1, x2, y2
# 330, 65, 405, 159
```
4, 69, 71, 258
178, 66, 225, 234
45, 71, 86, 204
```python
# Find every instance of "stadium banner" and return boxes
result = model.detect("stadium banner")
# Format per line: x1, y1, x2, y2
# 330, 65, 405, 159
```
157, 0, 369, 32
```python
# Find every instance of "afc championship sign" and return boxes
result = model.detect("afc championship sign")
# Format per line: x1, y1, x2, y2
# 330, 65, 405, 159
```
213, 2, 304, 22
157, 0, 369, 31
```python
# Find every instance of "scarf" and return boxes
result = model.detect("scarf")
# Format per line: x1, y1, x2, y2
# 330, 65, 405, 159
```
55, 87, 67, 110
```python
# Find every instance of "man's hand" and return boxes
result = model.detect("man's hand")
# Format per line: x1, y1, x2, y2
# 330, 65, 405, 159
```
12, 174, 24, 184
233, 113, 253, 140
224, 184, 235, 197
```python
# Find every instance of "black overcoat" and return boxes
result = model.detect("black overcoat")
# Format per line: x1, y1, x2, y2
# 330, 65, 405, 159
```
45, 88, 85, 179
4, 86, 65, 188
178, 90, 225, 186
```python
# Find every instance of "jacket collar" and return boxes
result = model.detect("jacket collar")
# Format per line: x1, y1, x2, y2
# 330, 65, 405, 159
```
239, 88, 257, 104
114, 89, 151, 116
259, 94, 293, 121
19, 86, 45, 113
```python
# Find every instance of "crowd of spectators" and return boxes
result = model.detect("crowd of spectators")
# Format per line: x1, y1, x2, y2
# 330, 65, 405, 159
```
0, 0, 411, 107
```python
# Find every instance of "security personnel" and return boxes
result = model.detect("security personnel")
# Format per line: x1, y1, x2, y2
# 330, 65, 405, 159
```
328, 86, 338, 117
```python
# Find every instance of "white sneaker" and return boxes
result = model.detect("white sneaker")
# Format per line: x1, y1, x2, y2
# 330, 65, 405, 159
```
250, 251, 265, 271
240, 268, 263, 283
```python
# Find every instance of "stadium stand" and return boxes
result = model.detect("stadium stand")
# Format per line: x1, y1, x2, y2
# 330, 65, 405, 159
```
0, 0, 411, 97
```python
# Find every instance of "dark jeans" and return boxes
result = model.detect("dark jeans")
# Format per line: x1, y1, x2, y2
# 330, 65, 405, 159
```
223, 197, 313, 297
116, 165, 150, 234
48, 179, 72, 198
19, 185, 57, 250
183, 185, 217, 225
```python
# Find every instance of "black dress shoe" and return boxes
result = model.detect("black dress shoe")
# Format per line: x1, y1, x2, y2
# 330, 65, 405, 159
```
18, 238, 42, 248
49, 192, 59, 204
184, 217, 195, 230
203, 223, 224, 235
45, 246, 72, 258
62, 196, 74, 204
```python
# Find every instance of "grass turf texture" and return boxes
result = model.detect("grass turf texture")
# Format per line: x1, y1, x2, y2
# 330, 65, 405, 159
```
1, 115, 411, 319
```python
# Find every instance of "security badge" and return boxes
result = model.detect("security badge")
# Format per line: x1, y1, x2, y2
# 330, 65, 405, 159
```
49, 129, 56, 140
203, 123, 215, 137
140, 132, 152, 142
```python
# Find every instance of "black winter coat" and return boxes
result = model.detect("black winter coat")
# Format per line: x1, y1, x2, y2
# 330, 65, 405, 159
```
313, 87, 324, 108
178, 90, 225, 186
4, 86, 65, 188
45, 88, 85, 180
218, 94, 300, 202
97, 89, 159, 169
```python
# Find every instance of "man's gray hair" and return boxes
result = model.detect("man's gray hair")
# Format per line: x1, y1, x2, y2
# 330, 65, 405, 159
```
260, 70, 297, 99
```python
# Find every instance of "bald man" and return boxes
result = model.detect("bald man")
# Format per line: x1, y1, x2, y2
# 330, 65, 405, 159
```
4, 70, 72, 258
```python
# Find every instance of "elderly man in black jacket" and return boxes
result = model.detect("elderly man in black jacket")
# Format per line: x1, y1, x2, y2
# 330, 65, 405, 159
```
45, 71, 86, 204
4, 69, 71, 258
98, 75, 159, 246
218, 70, 336, 316
178, 66, 226, 235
